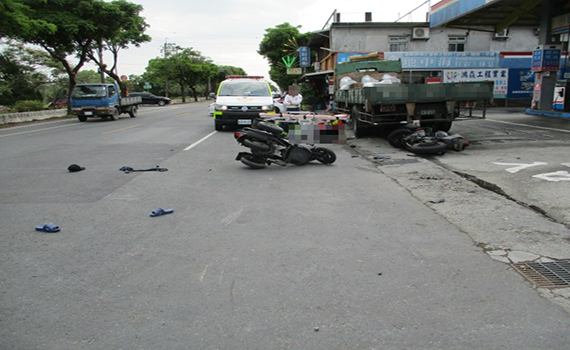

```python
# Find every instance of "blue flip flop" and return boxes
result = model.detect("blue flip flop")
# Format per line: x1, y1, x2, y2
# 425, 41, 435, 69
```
35, 223, 60, 233
150, 208, 174, 217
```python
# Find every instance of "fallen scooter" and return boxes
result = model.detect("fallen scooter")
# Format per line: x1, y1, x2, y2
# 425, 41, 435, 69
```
234, 119, 336, 169
387, 127, 469, 155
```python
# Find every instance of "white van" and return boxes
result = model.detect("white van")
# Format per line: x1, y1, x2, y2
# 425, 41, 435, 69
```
213, 76, 274, 130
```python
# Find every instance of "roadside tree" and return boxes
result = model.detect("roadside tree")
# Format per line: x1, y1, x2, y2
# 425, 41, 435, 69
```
258, 23, 311, 90
84, 0, 150, 96
0, 40, 49, 105
0, 0, 150, 113
147, 48, 218, 103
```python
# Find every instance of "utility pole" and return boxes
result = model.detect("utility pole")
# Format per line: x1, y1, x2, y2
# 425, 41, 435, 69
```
162, 38, 177, 97
164, 38, 169, 97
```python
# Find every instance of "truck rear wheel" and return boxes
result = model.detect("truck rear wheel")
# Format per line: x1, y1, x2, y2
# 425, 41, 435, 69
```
111, 107, 120, 120
78, 115, 87, 122
129, 105, 138, 118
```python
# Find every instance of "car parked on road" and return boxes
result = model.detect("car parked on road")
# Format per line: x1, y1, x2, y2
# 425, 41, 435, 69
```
273, 92, 285, 113
129, 92, 171, 106
48, 97, 68, 109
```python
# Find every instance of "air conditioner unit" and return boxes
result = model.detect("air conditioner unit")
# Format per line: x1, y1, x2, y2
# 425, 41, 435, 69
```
412, 27, 430, 40
493, 29, 509, 40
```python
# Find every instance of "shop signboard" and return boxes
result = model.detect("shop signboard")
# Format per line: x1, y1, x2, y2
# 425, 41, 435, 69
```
337, 52, 500, 69
443, 68, 508, 99
532, 48, 561, 72
507, 69, 534, 99
299, 47, 310, 68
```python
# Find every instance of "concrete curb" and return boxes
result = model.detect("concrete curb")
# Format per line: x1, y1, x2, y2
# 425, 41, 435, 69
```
0, 109, 69, 125
525, 108, 570, 119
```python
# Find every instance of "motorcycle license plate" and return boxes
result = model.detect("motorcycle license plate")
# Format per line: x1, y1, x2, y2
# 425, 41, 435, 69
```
237, 119, 252, 125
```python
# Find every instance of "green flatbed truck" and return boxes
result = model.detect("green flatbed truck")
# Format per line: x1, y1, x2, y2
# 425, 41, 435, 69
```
334, 59, 494, 137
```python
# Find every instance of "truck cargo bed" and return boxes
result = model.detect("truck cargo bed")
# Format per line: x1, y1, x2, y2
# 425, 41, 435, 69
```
335, 82, 493, 105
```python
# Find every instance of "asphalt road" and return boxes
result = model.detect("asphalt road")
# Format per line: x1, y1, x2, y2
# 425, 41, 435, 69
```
1, 103, 569, 349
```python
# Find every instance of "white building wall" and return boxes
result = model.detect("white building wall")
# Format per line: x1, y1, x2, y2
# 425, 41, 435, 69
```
330, 23, 539, 53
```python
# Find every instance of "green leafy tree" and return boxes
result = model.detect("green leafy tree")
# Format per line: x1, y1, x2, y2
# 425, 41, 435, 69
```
0, 0, 56, 38
84, 0, 150, 96
0, 0, 101, 113
147, 48, 218, 102
0, 39, 51, 105
258, 23, 311, 90
210, 65, 247, 94
0, 0, 150, 113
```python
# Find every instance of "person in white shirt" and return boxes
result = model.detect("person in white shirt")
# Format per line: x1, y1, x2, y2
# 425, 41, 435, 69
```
283, 86, 302, 112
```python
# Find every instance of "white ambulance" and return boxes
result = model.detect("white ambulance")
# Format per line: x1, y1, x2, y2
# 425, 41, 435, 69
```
213, 76, 274, 130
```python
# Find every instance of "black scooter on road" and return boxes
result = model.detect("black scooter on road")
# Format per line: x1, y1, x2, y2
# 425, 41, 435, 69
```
234, 119, 336, 169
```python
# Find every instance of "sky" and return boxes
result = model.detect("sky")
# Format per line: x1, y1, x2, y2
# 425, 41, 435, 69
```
92, 0, 433, 79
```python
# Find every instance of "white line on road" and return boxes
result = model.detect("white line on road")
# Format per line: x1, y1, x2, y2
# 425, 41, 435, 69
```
184, 131, 217, 151
486, 119, 570, 133
0, 123, 79, 138
0, 118, 70, 130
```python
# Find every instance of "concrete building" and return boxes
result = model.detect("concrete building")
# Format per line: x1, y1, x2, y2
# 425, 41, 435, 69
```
306, 18, 540, 108
305, 1, 570, 112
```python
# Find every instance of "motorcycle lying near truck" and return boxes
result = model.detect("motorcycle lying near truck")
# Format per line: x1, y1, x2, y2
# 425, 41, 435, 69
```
387, 127, 470, 155
234, 119, 336, 169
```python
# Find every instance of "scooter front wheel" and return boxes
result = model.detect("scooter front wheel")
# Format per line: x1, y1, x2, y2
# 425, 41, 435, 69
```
313, 147, 336, 164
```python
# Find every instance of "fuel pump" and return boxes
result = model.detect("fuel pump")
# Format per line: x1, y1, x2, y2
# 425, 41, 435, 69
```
553, 80, 570, 111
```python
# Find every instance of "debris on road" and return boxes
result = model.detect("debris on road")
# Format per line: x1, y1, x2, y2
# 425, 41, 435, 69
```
150, 208, 174, 217
67, 164, 85, 172
35, 223, 60, 232
120, 166, 168, 174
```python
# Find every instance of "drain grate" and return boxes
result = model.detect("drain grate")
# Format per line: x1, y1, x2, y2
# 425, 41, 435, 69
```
512, 260, 570, 288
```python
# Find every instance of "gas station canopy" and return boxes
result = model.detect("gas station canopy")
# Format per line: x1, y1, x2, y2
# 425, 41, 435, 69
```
430, 0, 570, 32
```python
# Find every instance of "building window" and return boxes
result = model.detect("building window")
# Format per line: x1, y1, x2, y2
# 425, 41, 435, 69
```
389, 37, 408, 52
448, 36, 466, 52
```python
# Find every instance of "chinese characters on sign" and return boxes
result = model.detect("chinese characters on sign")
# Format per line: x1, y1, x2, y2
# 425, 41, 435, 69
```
299, 47, 310, 68
384, 52, 500, 69
532, 49, 561, 72
443, 69, 509, 99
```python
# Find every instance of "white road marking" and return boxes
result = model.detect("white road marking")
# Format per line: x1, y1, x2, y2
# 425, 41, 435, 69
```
0, 118, 70, 130
184, 131, 217, 151
493, 162, 548, 173
200, 265, 209, 283
487, 119, 570, 133
533, 171, 570, 182
0, 123, 79, 138
221, 206, 243, 226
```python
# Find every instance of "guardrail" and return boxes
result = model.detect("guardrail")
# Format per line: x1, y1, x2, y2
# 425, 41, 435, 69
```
0, 109, 69, 125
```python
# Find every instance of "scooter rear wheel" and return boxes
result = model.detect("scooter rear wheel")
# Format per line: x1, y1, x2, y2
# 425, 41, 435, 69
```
243, 139, 271, 152
240, 153, 266, 169
257, 121, 284, 134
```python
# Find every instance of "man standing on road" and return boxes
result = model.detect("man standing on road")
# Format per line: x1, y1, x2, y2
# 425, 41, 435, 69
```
283, 85, 302, 112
